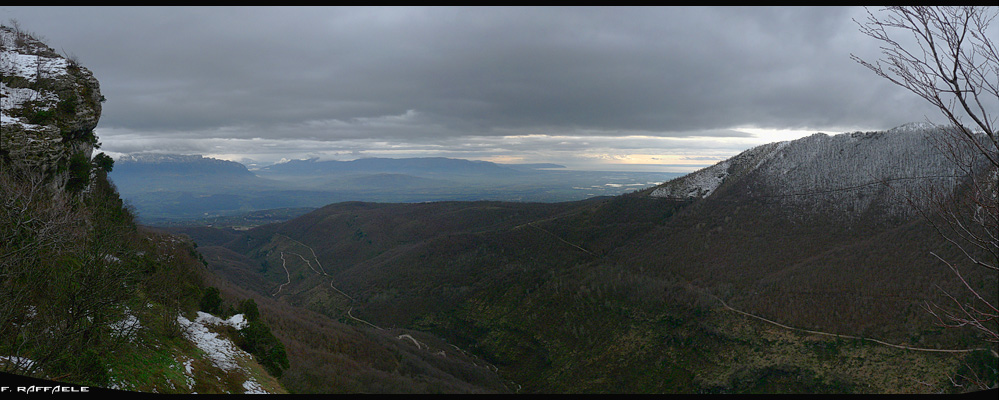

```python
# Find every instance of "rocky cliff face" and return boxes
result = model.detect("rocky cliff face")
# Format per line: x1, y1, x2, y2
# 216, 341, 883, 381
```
1, 24, 103, 189
649, 123, 974, 219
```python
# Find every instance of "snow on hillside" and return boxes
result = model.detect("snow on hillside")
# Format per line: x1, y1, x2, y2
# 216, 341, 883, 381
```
755, 127, 960, 217
175, 311, 268, 394
649, 159, 731, 199
650, 124, 966, 218
3, 309, 268, 393
177, 312, 250, 371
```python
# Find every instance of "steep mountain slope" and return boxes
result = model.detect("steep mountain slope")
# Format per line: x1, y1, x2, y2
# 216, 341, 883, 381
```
628, 125, 995, 334
1, 24, 291, 393
188, 125, 997, 393
632, 124, 995, 337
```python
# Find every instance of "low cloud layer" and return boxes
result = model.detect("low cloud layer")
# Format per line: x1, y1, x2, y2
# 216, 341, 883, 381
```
2, 6, 954, 171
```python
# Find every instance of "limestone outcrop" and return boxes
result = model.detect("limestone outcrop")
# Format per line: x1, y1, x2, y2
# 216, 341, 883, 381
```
1, 24, 104, 189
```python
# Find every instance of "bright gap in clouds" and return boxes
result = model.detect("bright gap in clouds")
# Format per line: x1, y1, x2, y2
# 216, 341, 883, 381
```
568, 126, 869, 173
102, 126, 869, 175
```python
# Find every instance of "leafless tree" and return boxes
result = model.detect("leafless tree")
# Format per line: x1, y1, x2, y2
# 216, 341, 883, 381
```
0, 165, 81, 376
853, 6, 996, 152
852, 5, 998, 386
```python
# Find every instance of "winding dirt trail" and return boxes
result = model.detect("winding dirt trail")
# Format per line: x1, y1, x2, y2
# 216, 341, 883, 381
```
281, 235, 329, 275
271, 252, 292, 296
274, 235, 379, 327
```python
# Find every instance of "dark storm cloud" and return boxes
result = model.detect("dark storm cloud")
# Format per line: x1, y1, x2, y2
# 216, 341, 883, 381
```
1, 6, 949, 167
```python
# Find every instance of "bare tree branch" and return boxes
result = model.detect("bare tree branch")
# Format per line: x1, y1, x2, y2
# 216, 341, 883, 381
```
854, 7, 998, 388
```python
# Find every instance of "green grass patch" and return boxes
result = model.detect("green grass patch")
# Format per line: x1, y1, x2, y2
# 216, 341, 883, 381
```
105, 336, 197, 393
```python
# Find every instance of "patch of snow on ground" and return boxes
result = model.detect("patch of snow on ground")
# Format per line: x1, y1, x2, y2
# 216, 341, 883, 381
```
225, 313, 248, 330
179, 357, 195, 390
243, 379, 267, 394
110, 308, 142, 342
176, 311, 267, 393
177, 312, 248, 372
0, 356, 35, 371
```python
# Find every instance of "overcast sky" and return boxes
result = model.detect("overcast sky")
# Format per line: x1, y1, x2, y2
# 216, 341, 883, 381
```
2, 6, 955, 172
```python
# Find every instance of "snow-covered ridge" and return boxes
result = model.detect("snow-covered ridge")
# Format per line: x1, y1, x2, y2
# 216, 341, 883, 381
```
649, 124, 969, 218
888, 121, 935, 133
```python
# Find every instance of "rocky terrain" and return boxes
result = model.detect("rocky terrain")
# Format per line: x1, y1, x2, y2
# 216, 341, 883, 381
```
1, 24, 104, 189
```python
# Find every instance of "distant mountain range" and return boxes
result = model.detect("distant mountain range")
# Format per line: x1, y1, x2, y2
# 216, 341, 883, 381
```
111, 154, 264, 188
256, 156, 528, 178
108, 155, 680, 224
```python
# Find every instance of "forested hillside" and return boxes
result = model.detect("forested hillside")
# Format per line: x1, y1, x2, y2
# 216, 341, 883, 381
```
182, 127, 997, 393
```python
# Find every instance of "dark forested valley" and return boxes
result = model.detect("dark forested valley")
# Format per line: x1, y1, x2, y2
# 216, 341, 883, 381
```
169, 127, 998, 393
